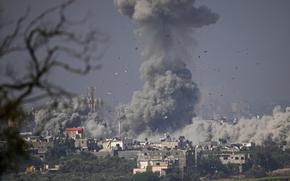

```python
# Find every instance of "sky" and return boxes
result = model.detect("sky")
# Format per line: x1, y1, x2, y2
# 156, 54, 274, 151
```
2, 0, 290, 118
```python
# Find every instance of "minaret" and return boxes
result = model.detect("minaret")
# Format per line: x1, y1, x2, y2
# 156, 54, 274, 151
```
195, 145, 199, 167
87, 86, 97, 113
117, 111, 121, 138
117, 111, 126, 138
118, 119, 121, 138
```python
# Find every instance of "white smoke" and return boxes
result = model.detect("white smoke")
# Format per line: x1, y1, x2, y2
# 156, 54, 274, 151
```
173, 106, 290, 145
34, 97, 113, 138
115, 0, 219, 136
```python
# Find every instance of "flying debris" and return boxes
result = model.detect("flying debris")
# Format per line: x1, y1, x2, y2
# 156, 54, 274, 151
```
213, 68, 221, 73
115, 0, 219, 136
236, 48, 248, 54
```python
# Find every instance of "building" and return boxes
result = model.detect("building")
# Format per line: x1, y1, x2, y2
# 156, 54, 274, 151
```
44, 164, 60, 173
219, 153, 247, 165
133, 160, 170, 177
219, 152, 249, 173
75, 138, 88, 151
87, 138, 100, 152
196, 141, 219, 151
118, 150, 141, 160
149, 135, 193, 151
133, 149, 193, 178
64, 127, 84, 139
29, 138, 53, 160
159, 134, 179, 150
100, 138, 133, 151
20, 132, 33, 138
91, 150, 116, 158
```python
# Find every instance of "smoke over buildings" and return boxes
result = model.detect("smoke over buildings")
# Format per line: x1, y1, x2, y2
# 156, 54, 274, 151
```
34, 97, 113, 138
31, 1, 290, 146
115, 0, 219, 136
173, 106, 290, 145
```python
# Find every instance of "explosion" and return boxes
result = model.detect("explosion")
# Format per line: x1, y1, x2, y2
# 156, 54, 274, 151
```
115, 0, 219, 136
174, 106, 290, 145
34, 97, 113, 138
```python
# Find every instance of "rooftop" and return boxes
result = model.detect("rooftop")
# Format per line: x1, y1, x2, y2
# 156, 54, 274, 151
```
65, 127, 83, 131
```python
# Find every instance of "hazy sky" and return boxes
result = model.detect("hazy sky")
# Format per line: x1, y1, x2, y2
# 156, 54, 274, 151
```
2, 0, 290, 116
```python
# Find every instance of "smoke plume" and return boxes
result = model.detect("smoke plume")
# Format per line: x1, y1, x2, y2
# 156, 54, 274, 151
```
115, 0, 219, 136
34, 97, 113, 138
173, 106, 290, 145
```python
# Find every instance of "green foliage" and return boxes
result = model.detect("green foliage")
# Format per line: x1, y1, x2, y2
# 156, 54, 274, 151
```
0, 128, 29, 174
133, 172, 160, 181
186, 167, 203, 181
2, 153, 136, 181
59, 152, 135, 175
249, 139, 290, 172
245, 165, 266, 178
199, 155, 229, 177
45, 138, 75, 164
251, 148, 279, 172
160, 172, 182, 181
185, 155, 229, 180
2, 172, 132, 181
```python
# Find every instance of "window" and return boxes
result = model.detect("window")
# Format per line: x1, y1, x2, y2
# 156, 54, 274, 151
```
235, 157, 239, 160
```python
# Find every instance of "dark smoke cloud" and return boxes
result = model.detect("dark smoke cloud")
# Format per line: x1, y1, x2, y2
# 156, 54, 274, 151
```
115, 0, 219, 136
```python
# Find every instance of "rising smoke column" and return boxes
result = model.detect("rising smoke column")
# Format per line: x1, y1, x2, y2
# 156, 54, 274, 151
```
115, 0, 219, 136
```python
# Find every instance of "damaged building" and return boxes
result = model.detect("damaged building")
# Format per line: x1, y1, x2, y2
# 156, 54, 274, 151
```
133, 149, 193, 179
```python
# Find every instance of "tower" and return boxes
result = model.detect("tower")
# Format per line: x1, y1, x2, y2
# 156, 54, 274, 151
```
87, 86, 97, 113
117, 111, 122, 138
117, 111, 126, 138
